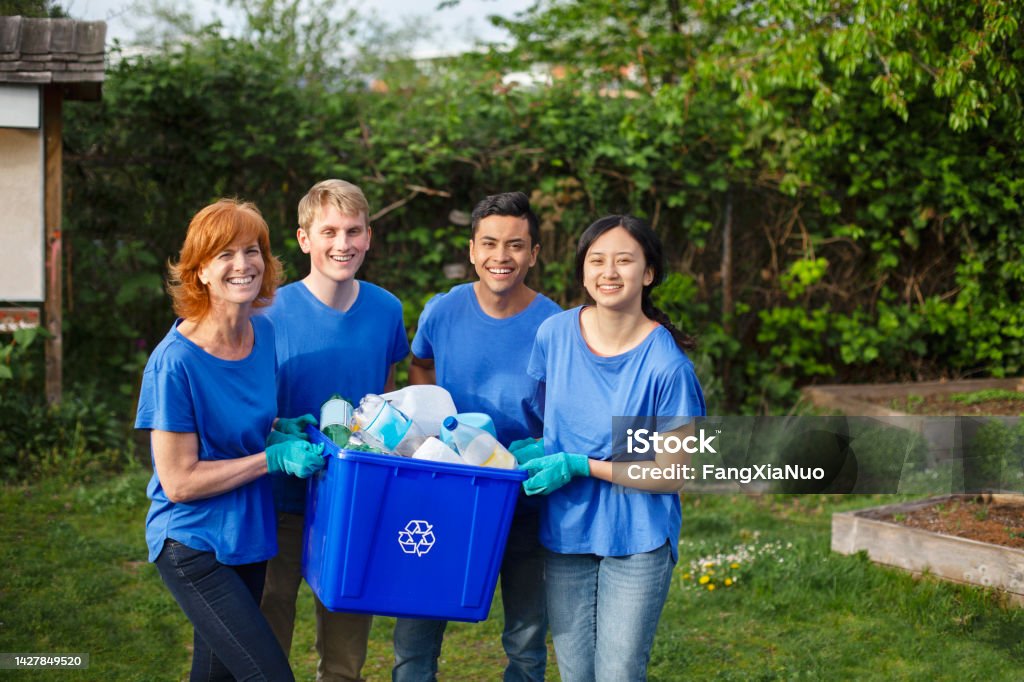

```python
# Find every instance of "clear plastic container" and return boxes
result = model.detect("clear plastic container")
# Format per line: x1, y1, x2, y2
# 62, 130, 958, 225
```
352, 394, 413, 452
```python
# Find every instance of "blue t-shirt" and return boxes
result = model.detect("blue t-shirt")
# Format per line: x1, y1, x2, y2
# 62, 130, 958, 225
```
411, 283, 561, 445
263, 280, 410, 513
527, 307, 706, 562
137, 315, 279, 565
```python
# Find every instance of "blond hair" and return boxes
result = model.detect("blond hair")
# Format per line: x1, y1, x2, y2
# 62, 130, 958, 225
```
297, 179, 370, 232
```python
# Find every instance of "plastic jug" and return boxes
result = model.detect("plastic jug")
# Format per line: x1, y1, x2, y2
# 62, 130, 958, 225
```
352, 394, 413, 452
380, 385, 458, 436
441, 416, 515, 470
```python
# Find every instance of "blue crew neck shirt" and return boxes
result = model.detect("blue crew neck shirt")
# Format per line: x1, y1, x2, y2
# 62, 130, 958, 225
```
528, 307, 706, 562
137, 315, 279, 565
411, 282, 561, 445
262, 280, 410, 513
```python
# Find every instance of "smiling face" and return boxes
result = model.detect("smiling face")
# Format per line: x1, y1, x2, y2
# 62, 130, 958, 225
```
299, 203, 371, 285
469, 214, 539, 298
197, 236, 265, 308
582, 226, 654, 312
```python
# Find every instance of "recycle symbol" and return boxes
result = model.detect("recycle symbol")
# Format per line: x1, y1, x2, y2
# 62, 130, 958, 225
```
398, 520, 435, 557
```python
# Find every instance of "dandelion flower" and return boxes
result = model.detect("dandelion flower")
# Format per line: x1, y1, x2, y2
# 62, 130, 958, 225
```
730, 563, 740, 569
707, 583, 716, 591
683, 573, 691, 580
724, 578, 733, 586
699, 575, 710, 585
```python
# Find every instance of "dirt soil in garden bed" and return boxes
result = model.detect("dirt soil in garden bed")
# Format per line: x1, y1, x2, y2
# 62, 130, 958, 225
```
861, 393, 1024, 416
879, 498, 1024, 549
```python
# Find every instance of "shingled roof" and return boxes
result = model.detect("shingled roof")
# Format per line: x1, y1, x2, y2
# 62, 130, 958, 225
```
0, 16, 106, 100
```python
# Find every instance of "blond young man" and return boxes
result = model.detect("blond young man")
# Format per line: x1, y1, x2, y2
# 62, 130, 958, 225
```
261, 179, 409, 682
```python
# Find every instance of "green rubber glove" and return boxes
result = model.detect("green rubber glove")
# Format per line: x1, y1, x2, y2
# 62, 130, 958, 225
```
266, 440, 326, 478
266, 429, 302, 447
508, 437, 545, 465
521, 452, 590, 496
274, 414, 317, 439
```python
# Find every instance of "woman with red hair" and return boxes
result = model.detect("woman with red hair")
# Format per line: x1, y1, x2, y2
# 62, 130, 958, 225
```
136, 199, 324, 681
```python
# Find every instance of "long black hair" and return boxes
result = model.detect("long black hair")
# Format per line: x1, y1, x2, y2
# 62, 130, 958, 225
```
575, 214, 697, 353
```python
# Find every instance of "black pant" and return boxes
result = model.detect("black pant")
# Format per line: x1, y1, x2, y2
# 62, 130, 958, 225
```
155, 539, 294, 681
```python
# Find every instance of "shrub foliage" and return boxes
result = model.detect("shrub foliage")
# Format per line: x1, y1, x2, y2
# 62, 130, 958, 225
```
3, 0, 1021, 452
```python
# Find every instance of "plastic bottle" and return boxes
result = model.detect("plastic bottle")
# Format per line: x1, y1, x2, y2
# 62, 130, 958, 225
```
439, 412, 496, 450
320, 395, 353, 447
352, 394, 413, 452
393, 421, 428, 457
441, 416, 516, 470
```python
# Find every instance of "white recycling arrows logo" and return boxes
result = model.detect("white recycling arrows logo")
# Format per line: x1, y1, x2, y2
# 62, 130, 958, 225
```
398, 519, 435, 557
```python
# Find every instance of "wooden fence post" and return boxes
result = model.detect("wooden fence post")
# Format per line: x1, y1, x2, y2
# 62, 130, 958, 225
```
44, 84, 62, 406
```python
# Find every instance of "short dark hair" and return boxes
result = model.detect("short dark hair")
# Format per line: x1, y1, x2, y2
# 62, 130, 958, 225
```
470, 192, 540, 246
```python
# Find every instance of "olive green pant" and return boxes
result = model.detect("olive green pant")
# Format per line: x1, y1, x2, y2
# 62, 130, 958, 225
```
260, 512, 373, 682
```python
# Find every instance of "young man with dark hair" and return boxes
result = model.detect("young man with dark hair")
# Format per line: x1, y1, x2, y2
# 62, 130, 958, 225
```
393, 191, 560, 682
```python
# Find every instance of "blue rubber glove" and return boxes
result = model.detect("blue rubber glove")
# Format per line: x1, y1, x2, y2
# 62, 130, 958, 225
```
274, 414, 317, 439
266, 440, 326, 478
508, 437, 545, 465
521, 452, 591, 496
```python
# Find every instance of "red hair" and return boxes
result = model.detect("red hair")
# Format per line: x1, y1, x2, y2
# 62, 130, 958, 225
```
166, 199, 283, 320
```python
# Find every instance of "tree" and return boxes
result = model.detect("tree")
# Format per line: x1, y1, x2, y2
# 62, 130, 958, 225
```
0, 0, 66, 17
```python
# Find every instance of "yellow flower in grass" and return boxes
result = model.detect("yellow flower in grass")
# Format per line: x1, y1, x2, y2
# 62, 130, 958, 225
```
682, 573, 692, 580
707, 583, 716, 591
724, 578, 733, 586
730, 563, 740, 569
699, 575, 710, 585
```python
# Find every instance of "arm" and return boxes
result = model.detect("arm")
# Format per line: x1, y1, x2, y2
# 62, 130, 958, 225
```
384, 363, 399, 392
588, 422, 694, 493
408, 355, 436, 386
151, 430, 269, 504
523, 422, 695, 496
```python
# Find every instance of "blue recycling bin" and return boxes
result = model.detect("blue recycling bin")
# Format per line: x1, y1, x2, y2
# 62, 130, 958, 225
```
301, 426, 527, 622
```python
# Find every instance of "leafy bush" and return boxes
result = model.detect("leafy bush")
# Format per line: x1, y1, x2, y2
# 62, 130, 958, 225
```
0, 384, 136, 484
49, 0, 1024, 416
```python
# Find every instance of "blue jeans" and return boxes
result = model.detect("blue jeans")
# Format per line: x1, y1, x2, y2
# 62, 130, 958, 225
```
392, 509, 548, 682
155, 539, 294, 682
545, 543, 675, 682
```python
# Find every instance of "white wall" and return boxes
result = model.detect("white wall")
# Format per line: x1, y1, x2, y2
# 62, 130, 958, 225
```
0, 122, 45, 302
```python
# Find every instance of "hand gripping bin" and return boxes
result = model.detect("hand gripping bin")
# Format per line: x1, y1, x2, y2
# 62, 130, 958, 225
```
302, 426, 528, 622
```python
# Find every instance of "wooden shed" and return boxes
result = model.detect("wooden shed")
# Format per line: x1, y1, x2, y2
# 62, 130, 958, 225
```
0, 15, 106, 402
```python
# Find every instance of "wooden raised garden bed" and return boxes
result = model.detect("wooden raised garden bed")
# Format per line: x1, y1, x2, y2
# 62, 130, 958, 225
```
802, 379, 1023, 482
802, 378, 1024, 419
832, 494, 1024, 602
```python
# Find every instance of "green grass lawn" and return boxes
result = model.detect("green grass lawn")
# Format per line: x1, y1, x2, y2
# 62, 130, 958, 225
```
2, 468, 1022, 680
